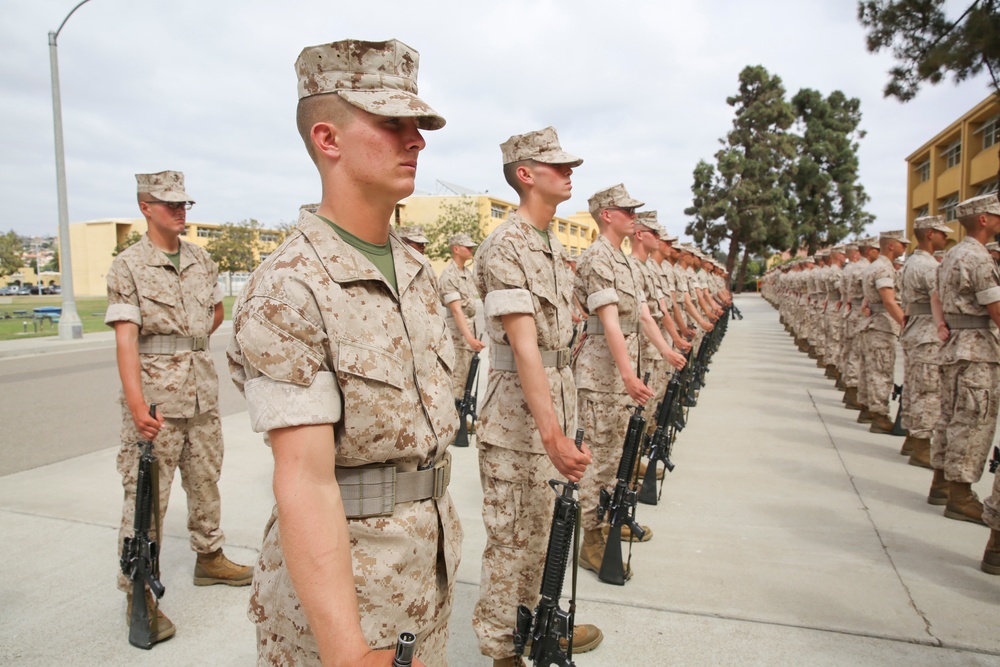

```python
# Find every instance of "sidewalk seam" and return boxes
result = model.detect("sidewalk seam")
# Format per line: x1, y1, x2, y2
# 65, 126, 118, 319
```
807, 388, 942, 648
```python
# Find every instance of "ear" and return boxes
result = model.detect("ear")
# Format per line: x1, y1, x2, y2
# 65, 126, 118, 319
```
516, 164, 533, 188
311, 121, 342, 161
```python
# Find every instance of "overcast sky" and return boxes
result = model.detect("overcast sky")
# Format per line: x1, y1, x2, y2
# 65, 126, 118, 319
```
2, 0, 995, 246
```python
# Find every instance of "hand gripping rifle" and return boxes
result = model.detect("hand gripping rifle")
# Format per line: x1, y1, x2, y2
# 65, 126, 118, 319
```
638, 373, 682, 506
393, 631, 416, 667
597, 374, 650, 585
890, 384, 908, 437
454, 341, 483, 448
120, 404, 165, 649
514, 429, 585, 667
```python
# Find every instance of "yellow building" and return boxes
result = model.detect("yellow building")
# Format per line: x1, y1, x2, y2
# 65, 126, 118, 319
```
906, 93, 999, 246
395, 193, 599, 273
67, 218, 282, 297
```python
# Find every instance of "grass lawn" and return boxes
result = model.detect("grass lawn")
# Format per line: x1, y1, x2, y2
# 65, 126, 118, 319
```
0, 295, 238, 342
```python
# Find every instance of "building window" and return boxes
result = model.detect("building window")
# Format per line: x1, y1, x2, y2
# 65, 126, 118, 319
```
940, 194, 959, 221
943, 140, 961, 169
196, 227, 221, 238
558, 222, 567, 234
979, 114, 999, 150
915, 205, 929, 218
915, 160, 930, 183
491, 204, 506, 219
977, 180, 999, 197
259, 253, 270, 262
570, 225, 579, 236
259, 233, 278, 243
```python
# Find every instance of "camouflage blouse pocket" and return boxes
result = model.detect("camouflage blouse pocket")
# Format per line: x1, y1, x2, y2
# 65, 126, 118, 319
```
336, 340, 408, 459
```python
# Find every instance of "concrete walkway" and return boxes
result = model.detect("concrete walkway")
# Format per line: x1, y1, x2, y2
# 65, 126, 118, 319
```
1, 294, 998, 666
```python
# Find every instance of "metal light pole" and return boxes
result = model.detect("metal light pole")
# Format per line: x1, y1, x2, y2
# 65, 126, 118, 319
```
49, 0, 93, 339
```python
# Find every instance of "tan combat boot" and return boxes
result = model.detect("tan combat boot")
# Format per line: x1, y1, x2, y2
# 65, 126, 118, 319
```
637, 459, 665, 481
194, 549, 253, 586
982, 529, 1000, 575
868, 413, 894, 434
856, 408, 874, 424
493, 657, 525, 667
943, 482, 986, 525
927, 469, 949, 506
523, 623, 604, 656
579, 528, 605, 575
844, 388, 863, 411
907, 438, 932, 469
899, 435, 914, 456
126, 590, 175, 644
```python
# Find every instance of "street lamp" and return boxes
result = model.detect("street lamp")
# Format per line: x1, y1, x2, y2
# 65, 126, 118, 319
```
48, 0, 93, 340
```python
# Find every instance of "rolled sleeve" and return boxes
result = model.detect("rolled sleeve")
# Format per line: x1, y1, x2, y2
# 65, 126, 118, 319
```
244, 371, 342, 433
105, 303, 141, 326
587, 287, 619, 311
213, 283, 225, 303
976, 286, 1000, 305
875, 277, 895, 291
441, 291, 461, 305
485, 288, 534, 317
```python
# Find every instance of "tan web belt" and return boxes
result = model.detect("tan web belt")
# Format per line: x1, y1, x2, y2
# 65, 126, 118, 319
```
851, 299, 864, 308
489, 343, 571, 372
907, 302, 932, 316
336, 451, 452, 519
138, 334, 209, 354
868, 303, 888, 314
587, 315, 638, 336
945, 314, 992, 330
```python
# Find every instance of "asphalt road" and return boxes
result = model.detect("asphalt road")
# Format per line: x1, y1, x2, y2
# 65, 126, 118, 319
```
0, 345, 246, 476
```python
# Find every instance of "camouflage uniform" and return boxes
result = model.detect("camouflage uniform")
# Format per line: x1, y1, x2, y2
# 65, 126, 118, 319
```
106, 233, 226, 592
229, 211, 463, 659
841, 254, 871, 390
899, 249, 942, 441
933, 235, 1000, 483
471, 212, 578, 657
574, 235, 645, 532
438, 257, 479, 399
637, 257, 668, 419
858, 254, 901, 416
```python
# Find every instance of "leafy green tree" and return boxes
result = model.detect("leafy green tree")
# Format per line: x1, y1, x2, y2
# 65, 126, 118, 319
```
111, 231, 142, 257
790, 89, 875, 254
42, 246, 59, 272
0, 230, 23, 278
206, 220, 263, 274
687, 65, 796, 292
424, 197, 484, 261
858, 0, 1000, 101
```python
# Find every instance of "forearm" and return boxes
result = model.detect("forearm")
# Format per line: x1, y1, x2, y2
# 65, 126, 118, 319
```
447, 301, 476, 344
879, 287, 904, 327
639, 305, 674, 360
597, 304, 637, 382
114, 323, 146, 411
503, 314, 563, 448
684, 294, 711, 330
211, 302, 224, 333
659, 298, 684, 345
271, 425, 370, 667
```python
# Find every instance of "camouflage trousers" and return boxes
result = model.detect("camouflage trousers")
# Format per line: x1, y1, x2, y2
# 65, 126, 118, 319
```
841, 310, 864, 386
256, 587, 451, 666
473, 444, 559, 659
116, 403, 225, 592
824, 312, 842, 366
857, 330, 895, 416
450, 341, 476, 401
901, 344, 941, 441
578, 390, 633, 532
932, 360, 1000, 483
641, 353, 668, 437
983, 471, 1000, 531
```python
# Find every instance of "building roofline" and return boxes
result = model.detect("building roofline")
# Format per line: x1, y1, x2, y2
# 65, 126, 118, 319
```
906, 92, 1000, 161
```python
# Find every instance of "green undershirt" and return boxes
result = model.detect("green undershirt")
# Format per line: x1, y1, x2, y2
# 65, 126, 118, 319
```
319, 216, 397, 293
163, 249, 181, 270
533, 225, 550, 250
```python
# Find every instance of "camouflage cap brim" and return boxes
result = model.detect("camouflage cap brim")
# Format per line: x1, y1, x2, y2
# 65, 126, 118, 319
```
533, 150, 583, 168
336, 90, 445, 130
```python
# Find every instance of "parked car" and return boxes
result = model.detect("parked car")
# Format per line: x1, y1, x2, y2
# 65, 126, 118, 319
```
16, 286, 32, 296
0, 286, 17, 296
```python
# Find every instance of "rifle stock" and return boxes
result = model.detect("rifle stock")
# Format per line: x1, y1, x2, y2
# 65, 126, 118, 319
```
638, 374, 681, 505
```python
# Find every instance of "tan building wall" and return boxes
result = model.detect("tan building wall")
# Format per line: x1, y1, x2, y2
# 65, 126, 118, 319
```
905, 93, 1000, 248
395, 195, 599, 274
66, 219, 282, 297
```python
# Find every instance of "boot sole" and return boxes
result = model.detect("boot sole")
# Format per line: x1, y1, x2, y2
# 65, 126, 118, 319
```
982, 561, 1000, 575
943, 509, 987, 526
907, 459, 933, 470
869, 424, 892, 434
193, 576, 253, 587
579, 558, 633, 581
927, 496, 948, 506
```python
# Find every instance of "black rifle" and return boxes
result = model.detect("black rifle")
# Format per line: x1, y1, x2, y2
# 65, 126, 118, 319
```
597, 376, 649, 585
393, 631, 416, 667
685, 336, 710, 407
120, 404, 165, 650
514, 429, 585, 667
454, 343, 482, 448
990, 446, 1000, 474
890, 384, 908, 437
638, 373, 682, 506
731, 302, 743, 320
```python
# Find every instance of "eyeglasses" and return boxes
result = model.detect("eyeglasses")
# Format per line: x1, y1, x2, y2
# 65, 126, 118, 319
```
150, 201, 194, 211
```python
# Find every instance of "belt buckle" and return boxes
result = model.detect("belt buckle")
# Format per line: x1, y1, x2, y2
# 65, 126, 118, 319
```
432, 453, 451, 500
555, 348, 569, 369
191, 335, 208, 352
